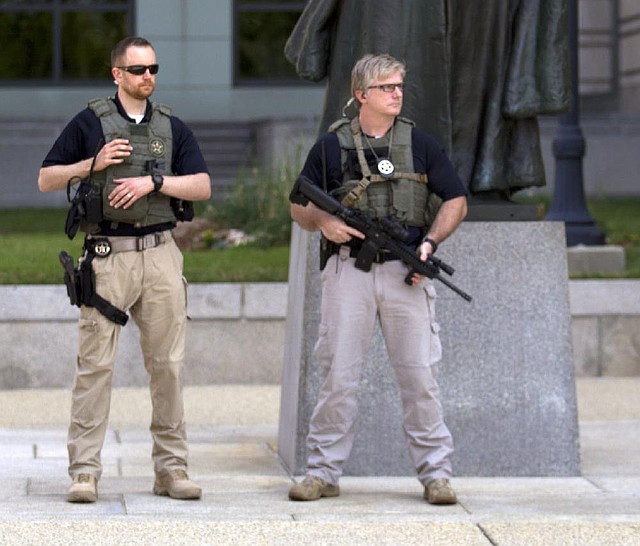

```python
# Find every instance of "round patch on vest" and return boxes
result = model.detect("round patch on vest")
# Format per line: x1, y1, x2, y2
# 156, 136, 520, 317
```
377, 159, 395, 178
149, 138, 165, 157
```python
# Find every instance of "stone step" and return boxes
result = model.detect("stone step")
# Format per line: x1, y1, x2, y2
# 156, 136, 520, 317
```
190, 121, 257, 200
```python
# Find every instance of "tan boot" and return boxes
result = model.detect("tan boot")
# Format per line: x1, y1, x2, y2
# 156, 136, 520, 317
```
424, 478, 457, 505
67, 474, 98, 503
153, 469, 202, 500
288, 475, 340, 501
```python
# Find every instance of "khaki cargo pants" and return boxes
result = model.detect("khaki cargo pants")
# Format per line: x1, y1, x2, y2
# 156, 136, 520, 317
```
68, 233, 189, 479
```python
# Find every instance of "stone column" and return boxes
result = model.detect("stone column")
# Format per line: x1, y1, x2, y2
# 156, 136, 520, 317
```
278, 221, 580, 477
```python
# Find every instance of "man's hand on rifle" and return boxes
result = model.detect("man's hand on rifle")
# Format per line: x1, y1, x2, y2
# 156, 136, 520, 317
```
291, 201, 364, 244
318, 211, 365, 245
408, 239, 437, 286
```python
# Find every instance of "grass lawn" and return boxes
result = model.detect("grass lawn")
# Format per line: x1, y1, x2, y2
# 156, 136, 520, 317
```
515, 196, 640, 278
589, 199, 640, 278
0, 208, 289, 284
0, 199, 638, 284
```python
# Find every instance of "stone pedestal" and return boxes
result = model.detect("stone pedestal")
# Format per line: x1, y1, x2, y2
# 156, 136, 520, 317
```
567, 245, 625, 276
278, 221, 581, 477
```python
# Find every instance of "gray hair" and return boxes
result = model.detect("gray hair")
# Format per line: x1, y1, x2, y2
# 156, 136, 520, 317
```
351, 54, 406, 104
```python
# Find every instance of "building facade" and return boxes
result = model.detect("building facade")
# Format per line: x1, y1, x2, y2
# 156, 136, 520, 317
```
0, 0, 638, 206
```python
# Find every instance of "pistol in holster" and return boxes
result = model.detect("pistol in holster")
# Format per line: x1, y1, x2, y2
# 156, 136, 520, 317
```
319, 236, 337, 271
58, 249, 128, 326
59, 251, 82, 306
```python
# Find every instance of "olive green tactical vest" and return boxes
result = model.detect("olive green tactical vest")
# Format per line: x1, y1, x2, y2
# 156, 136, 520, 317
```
86, 98, 176, 230
329, 117, 440, 227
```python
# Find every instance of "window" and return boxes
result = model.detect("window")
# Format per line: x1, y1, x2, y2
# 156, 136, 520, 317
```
0, 0, 134, 85
234, 0, 309, 85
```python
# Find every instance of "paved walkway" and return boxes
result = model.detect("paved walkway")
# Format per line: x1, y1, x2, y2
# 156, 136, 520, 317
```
0, 378, 639, 545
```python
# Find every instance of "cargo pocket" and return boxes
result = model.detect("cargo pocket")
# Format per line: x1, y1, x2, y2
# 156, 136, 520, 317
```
77, 317, 101, 366
182, 275, 190, 320
313, 323, 333, 374
424, 283, 442, 364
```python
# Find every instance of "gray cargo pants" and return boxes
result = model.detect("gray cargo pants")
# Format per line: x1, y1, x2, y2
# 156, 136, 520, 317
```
305, 250, 454, 486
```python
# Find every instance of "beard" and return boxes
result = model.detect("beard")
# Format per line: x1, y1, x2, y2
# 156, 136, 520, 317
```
125, 80, 155, 100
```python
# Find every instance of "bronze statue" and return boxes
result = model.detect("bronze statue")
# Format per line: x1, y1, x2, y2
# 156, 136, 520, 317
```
285, 0, 570, 198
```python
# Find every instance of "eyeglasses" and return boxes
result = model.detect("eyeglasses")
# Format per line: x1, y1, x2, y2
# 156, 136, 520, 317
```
117, 64, 159, 76
367, 83, 404, 93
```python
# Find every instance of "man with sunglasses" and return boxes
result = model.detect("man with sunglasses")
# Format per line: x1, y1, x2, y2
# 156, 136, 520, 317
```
38, 36, 211, 503
288, 54, 467, 504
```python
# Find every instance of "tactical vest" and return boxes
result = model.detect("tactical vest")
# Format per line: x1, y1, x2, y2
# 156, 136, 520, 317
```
86, 98, 177, 230
329, 116, 440, 227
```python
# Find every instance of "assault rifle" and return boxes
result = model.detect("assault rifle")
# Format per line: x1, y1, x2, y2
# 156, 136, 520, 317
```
289, 176, 472, 302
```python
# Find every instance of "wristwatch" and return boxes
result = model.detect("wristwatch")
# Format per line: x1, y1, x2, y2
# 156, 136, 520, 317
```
423, 237, 438, 253
152, 173, 164, 193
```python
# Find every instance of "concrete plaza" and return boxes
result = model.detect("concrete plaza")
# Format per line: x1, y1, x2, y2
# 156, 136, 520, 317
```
0, 377, 638, 545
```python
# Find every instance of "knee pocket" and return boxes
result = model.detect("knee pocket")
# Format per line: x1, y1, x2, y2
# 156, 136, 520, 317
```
423, 283, 442, 365
313, 323, 333, 372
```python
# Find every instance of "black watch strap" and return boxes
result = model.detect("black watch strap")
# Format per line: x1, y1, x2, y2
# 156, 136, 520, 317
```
152, 173, 164, 192
423, 237, 438, 253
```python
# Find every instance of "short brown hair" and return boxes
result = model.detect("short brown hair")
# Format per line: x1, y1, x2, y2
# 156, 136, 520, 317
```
111, 36, 154, 67
351, 54, 406, 103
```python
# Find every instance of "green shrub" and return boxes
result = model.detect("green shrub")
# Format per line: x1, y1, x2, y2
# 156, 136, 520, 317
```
205, 159, 299, 247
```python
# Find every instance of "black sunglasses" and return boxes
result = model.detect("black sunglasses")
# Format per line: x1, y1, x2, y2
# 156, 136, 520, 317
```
117, 64, 159, 76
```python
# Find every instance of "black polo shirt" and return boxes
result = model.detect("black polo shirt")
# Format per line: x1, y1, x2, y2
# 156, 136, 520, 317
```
42, 95, 209, 236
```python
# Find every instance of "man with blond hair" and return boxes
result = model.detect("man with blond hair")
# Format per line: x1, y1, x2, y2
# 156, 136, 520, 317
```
288, 54, 467, 504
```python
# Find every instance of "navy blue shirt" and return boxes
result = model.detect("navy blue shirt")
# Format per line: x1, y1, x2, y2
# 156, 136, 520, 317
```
43, 95, 208, 175
300, 128, 465, 200
42, 95, 209, 236
299, 126, 466, 245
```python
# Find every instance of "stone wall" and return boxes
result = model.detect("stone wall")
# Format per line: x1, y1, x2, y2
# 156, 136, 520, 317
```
0, 283, 287, 390
0, 280, 638, 390
570, 279, 640, 376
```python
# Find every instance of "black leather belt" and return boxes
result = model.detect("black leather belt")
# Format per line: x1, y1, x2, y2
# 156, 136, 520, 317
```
336, 245, 401, 264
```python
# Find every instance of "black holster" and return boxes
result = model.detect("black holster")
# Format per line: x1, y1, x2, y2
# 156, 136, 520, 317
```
319, 236, 336, 271
59, 249, 128, 326
60, 251, 82, 306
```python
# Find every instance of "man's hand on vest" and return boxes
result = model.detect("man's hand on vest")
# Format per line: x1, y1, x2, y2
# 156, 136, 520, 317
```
109, 176, 153, 209
96, 139, 132, 172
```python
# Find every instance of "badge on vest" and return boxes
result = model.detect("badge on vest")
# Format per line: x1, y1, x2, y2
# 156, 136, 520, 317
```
377, 159, 395, 178
149, 138, 165, 157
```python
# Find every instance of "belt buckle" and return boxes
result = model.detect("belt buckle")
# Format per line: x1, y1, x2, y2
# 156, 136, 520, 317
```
136, 232, 161, 251
136, 234, 153, 251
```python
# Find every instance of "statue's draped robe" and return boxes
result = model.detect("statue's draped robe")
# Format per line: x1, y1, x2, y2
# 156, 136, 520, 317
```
285, 0, 570, 195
